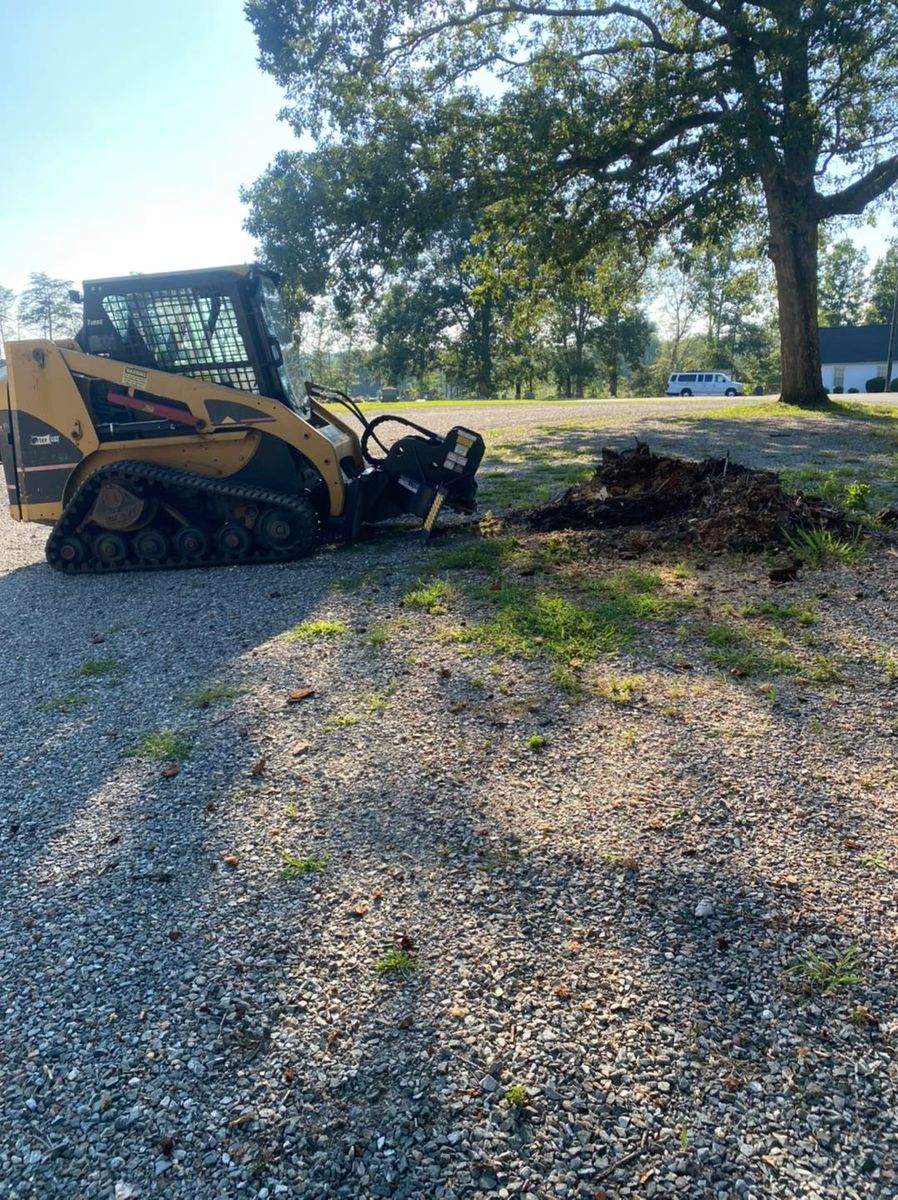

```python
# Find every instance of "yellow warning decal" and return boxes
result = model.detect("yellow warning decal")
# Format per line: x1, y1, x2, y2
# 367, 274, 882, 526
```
122, 365, 149, 389
456, 433, 474, 448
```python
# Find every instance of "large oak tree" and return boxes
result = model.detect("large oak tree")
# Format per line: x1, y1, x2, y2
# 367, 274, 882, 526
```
246, 0, 898, 404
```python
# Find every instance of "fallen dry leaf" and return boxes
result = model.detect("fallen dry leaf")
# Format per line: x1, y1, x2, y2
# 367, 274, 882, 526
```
160, 764, 179, 779
287, 687, 315, 705
291, 741, 310, 756
350, 903, 369, 918
555, 983, 572, 999
251, 758, 267, 777
221, 854, 240, 868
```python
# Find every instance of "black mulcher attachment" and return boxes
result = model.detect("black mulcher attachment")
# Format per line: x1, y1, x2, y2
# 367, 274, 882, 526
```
305, 384, 484, 539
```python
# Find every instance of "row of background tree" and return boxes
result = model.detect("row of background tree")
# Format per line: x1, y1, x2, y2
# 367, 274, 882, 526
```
4, 234, 895, 400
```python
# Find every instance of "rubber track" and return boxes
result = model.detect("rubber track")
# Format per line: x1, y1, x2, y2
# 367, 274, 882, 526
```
46, 460, 320, 574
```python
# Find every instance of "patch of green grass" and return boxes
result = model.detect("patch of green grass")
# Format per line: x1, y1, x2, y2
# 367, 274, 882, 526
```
504, 1085, 529, 1108
785, 946, 862, 994
705, 623, 743, 648
478, 461, 592, 509
598, 674, 644, 704
281, 852, 331, 879
461, 585, 625, 662
515, 534, 579, 574
583, 568, 693, 620
126, 729, 192, 763
79, 657, 119, 677
402, 578, 458, 614
282, 618, 349, 641
374, 948, 419, 976
708, 645, 801, 678
183, 681, 245, 709
783, 525, 865, 568
527, 734, 546, 752
703, 622, 802, 678
37, 693, 87, 714
803, 655, 843, 684
742, 601, 817, 626
426, 536, 515, 572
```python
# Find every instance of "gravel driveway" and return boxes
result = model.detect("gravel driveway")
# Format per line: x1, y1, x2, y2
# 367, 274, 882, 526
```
1, 403, 897, 1200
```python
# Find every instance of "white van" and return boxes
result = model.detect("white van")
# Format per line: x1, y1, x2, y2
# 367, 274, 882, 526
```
666, 371, 744, 397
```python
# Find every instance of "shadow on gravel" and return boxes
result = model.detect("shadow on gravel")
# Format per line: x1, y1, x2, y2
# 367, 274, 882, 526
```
2, 495, 896, 1197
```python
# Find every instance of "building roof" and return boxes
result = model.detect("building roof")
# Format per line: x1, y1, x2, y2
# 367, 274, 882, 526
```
818, 324, 891, 363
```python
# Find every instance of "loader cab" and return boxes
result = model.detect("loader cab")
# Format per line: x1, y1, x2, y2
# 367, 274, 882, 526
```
77, 265, 309, 418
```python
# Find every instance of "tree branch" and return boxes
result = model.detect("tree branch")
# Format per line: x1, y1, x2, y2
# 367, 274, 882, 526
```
554, 110, 725, 176
817, 154, 898, 218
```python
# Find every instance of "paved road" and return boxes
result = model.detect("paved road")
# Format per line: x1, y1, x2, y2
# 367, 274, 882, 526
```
360, 392, 898, 439
361, 394, 761, 437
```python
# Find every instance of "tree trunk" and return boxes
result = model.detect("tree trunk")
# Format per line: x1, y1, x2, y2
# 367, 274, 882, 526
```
767, 191, 828, 405
477, 298, 493, 398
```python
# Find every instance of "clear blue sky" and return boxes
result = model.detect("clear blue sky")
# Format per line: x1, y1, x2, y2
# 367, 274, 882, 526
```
0, 0, 303, 295
0, 0, 894, 302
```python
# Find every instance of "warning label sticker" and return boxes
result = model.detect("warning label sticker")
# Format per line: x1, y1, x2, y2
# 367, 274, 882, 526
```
122, 365, 149, 389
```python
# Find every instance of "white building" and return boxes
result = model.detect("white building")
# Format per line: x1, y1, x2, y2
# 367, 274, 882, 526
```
819, 324, 894, 392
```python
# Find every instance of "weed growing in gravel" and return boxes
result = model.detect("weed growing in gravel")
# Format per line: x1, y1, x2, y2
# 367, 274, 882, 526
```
79, 657, 119, 677
375, 948, 418, 976
876, 654, 898, 683
402, 578, 458, 614
851, 1005, 876, 1028
183, 681, 245, 709
677, 1125, 690, 1152
365, 622, 391, 647
843, 481, 870, 511
785, 946, 862, 994
331, 567, 384, 593
860, 851, 889, 871
281, 852, 331, 879
527, 734, 546, 751
598, 674, 644, 704
282, 618, 349, 640
550, 663, 588, 698
283, 803, 301, 820
504, 1085, 529, 1108
127, 730, 192, 763
325, 689, 394, 730
37, 693, 87, 714
783, 525, 865, 568
742, 601, 817, 626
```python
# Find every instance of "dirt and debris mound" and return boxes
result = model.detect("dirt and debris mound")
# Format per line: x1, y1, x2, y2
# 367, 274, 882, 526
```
519, 442, 849, 552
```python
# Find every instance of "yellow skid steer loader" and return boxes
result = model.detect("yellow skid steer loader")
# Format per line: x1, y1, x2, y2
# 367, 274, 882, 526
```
0, 265, 484, 573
